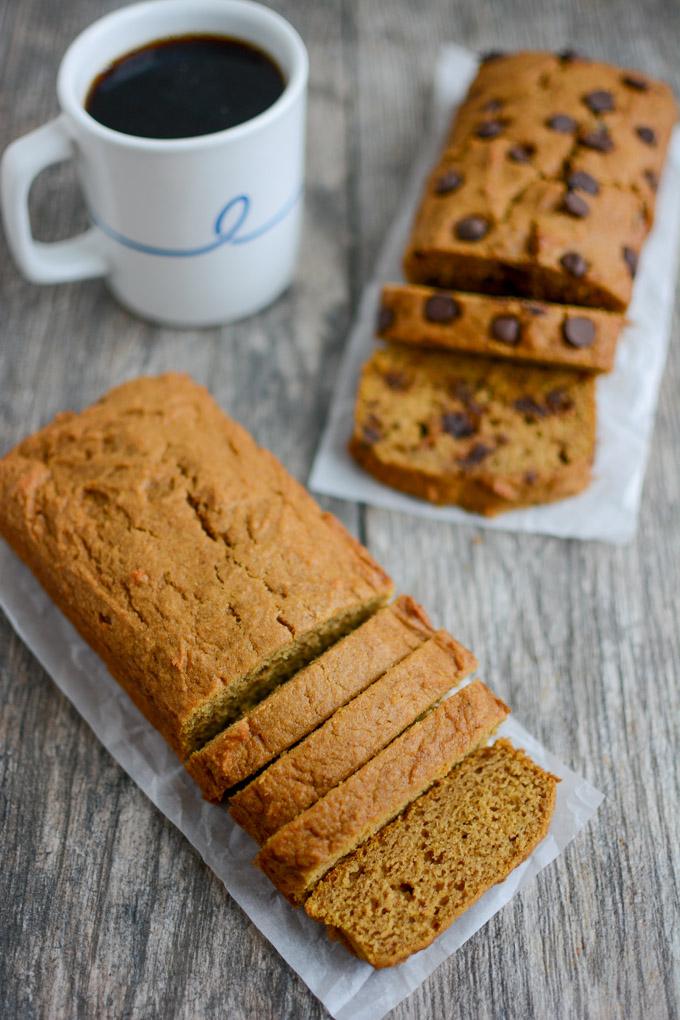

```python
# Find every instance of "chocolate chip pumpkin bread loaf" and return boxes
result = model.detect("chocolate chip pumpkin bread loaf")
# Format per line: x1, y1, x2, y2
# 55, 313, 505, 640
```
229, 629, 477, 843
377, 283, 623, 373
305, 739, 558, 967
404, 51, 677, 309
350, 345, 596, 514
187, 595, 437, 801
0, 375, 392, 758
255, 680, 509, 904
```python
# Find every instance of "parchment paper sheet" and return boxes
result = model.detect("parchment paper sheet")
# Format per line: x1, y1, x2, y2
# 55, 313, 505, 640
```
0, 541, 602, 1020
309, 44, 680, 543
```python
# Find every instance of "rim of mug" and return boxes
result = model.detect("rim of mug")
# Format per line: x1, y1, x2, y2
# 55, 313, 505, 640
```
57, 0, 309, 151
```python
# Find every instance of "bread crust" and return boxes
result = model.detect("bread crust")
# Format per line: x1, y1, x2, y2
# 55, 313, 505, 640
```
378, 283, 623, 373
403, 51, 678, 309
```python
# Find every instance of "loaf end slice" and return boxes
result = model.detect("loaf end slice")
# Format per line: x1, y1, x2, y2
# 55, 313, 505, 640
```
229, 628, 477, 841
350, 346, 595, 514
305, 738, 558, 967
186, 595, 436, 800
254, 679, 509, 904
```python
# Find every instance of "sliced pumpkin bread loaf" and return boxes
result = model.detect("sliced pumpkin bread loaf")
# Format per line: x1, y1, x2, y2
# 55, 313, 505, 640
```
350, 345, 595, 514
187, 596, 435, 800
377, 283, 623, 373
0, 374, 393, 759
305, 739, 558, 966
229, 629, 477, 842
255, 680, 509, 904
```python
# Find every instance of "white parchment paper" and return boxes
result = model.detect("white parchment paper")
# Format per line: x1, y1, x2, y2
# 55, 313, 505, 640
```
309, 44, 680, 543
0, 540, 602, 1020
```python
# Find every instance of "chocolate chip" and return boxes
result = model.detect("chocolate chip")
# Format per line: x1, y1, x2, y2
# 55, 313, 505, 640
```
424, 294, 460, 323
362, 422, 382, 444
384, 371, 410, 391
623, 246, 638, 278
435, 169, 464, 194
524, 469, 538, 485
547, 114, 577, 133
455, 216, 490, 241
636, 125, 657, 146
560, 251, 589, 278
376, 305, 394, 332
583, 89, 615, 113
483, 98, 504, 113
490, 315, 521, 345
450, 379, 482, 414
563, 316, 596, 348
442, 411, 476, 438
622, 74, 649, 91
480, 50, 503, 63
507, 143, 534, 163
524, 303, 547, 316
562, 191, 590, 218
546, 388, 574, 413
567, 170, 599, 194
476, 119, 504, 139
580, 126, 614, 152
514, 396, 547, 418
558, 49, 580, 62
644, 168, 659, 191
458, 442, 492, 467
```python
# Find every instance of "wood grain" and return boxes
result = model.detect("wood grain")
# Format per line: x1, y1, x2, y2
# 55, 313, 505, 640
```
1, 1, 679, 1017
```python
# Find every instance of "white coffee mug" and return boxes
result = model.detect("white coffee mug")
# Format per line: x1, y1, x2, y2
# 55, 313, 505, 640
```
1, 0, 308, 327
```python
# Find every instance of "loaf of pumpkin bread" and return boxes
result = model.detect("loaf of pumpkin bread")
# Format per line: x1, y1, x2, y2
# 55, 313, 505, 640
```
255, 680, 509, 903
0, 375, 392, 758
404, 51, 677, 310
305, 739, 558, 966
187, 595, 436, 800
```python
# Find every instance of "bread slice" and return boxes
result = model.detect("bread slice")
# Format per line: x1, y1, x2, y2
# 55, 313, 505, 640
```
229, 630, 477, 842
350, 345, 595, 514
186, 596, 435, 800
0, 374, 393, 758
254, 680, 509, 904
377, 283, 623, 374
305, 739, 558, 967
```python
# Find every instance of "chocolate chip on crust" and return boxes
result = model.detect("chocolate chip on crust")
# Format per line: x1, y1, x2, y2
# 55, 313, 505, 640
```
424, 294, 460, 323
560, 251, 589, 278
563, 316, 596, 348
434, 169, 464, 194
583, 89, 615, 114
622, 246, 638, 278
636, 125, 657, 146
376, 305, 394, 332
454, 216, 490, 241
490, 315, 521, 345
562, 191, 590, 218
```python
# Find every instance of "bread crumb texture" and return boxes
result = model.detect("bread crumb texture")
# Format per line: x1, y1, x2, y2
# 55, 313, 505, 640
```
305, 738, 558, 966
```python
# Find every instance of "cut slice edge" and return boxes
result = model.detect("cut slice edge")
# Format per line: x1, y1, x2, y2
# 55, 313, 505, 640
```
229, 627, 477, 843
305, 738, 559, 967
254, 679, 509, 904
186, 595, 438, 800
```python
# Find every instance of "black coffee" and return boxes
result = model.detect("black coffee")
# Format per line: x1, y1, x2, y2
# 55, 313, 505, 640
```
85, 34, 285, 139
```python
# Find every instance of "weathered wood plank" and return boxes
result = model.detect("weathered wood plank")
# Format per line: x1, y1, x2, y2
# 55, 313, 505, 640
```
1, 1, 679, 1018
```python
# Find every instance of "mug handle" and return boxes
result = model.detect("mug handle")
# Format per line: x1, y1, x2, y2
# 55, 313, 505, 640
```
1, 114, 107, 283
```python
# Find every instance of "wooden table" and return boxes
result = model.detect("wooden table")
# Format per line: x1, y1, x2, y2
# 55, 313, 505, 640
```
2, 1, 679, 1017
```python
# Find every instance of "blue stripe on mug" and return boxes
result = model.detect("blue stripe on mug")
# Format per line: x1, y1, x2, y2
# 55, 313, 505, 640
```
90, 185, 302, 257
